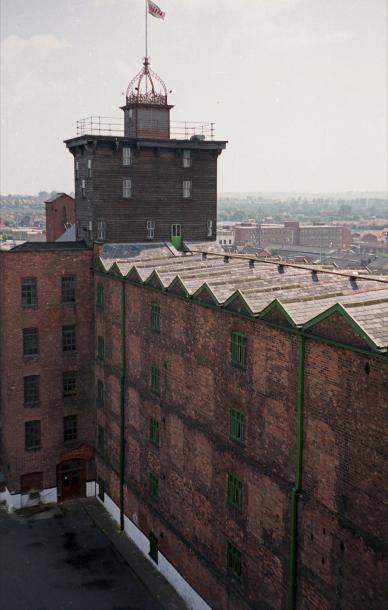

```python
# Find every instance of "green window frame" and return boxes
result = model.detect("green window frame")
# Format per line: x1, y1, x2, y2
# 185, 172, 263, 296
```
150, 417, 159, 448
231, 331, 247, 368
227, 542, 242, 579
230, 408, 245, 445
228, 473, 243, 511
96, 283, 104, 308
149, 473, 159, 500
97, 336, 105, 360
149, 532, 158, 563
151, 302, 160, 332
97, 425, 105, 454
97, 379, 104, 402
151, 365, 160, 395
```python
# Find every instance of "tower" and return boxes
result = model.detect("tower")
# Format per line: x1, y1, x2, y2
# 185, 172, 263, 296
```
65, 58, 227, 247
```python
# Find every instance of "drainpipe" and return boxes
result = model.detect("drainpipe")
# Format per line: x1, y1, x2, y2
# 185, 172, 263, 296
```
288, 335, 305, 610
119, 279, 126, 531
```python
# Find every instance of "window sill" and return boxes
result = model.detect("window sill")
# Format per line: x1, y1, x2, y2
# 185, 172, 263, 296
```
22, 304, 38, 310
23, 355, 39, 361
24, 401, 40, 408
63, 350, 77, 355
25, 447, 41, 452
231, 362, 247, 370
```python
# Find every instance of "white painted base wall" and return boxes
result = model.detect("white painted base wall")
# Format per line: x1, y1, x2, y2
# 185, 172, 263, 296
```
0, 480, 96, 512
97, 488, 212, 610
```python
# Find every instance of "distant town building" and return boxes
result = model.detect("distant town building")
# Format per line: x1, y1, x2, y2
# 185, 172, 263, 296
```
11, 228, 46, 242
45, 193, 75, 242
233, 221, 352, 249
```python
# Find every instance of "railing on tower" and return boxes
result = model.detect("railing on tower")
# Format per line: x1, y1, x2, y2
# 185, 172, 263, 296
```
76, 116, 215, 140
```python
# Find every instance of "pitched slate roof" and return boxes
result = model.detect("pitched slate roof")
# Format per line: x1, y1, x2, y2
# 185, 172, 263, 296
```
98, 244, 388, 352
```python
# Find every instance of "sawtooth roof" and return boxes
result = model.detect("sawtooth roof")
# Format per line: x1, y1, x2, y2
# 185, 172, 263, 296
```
97, 245, 388, 352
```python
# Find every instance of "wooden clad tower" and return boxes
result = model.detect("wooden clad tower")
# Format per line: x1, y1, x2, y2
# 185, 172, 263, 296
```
65, 57, 227, 247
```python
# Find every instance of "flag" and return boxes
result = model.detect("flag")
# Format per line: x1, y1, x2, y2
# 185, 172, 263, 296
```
148, 0, 165, 20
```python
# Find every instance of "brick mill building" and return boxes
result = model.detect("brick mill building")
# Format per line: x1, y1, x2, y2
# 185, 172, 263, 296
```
1, 57, 387, 610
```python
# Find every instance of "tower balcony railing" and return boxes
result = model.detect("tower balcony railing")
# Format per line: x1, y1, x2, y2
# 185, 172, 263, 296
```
76, 116, 215, 140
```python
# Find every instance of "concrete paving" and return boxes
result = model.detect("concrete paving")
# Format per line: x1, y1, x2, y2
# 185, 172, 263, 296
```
0, 499, 187, 610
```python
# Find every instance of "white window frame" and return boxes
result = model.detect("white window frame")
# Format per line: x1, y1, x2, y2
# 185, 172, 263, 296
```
81, 179, 86, 198
123, 178, 132, 198
182, 180, 191, 199
182, 149, 191, 168
87, 159, 92, 178
75, 161, 79, 178
97, 221, 106, 240
146, 220, 155, 240
123, 147, 132, 166
207, 219, 213, 237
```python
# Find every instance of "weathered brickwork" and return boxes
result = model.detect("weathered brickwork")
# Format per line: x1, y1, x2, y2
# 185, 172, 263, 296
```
45, 193, 75, 242
0, 247, 95, 495
95, 271, 388, 610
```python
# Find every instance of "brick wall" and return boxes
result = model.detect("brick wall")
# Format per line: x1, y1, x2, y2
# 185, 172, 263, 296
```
0, 247, 95, 493
45, 194, 75, 242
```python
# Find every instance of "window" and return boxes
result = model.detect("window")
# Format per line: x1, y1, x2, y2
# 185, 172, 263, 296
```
182, 149, 191, 168
229, 239, 232, 244
97, 221, 106, 240
207, 219, 213, 237
97, 425, 105, 454
231, 332, 247, 368
97, 283, 104, 307
171, 224, 181, 237
228, 473, 243, 511
21, 278, 37, 306
227, 542, 242, 579
149, 532, 158, 563
87, 159, 92, 178
81, 179, 86, 197
151, 366, 160, 395
230, 408, 245, 445
63, 372, 77, 397
97, 379, 104, 403
75, 160, 79, 178
123, 147, 132, 166
62, 325, 76, 352
61, 276, 75, 304
98, 477, 105, 501
25, 420, 41, 451
24, 376, 40, 405
151, 302, 160, 332
182, 180, 191, 198
64, 415, 77, 442
147, 220, 155, 239
150, 417, 159, 447
123, 178, 132, 198
23, 328, 38, 357
149, 473, 159, 500
97, 336, 105, 360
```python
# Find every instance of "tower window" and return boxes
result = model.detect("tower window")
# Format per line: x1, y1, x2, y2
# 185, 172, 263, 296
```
146, 220, 155, 239
24, 376, 40, 405
62, 325, 76, 352
207, 219, 213, 237
182, 149, 191, 168
75, 161, 79, 178
97, 220, 106, 240
123, 147, 132, 166
64, 415, 77, 443
25, 420, 41, 451
123, 178, 132, 198
23, 328, 38, 357
21, 278, 37, 307
81, 179, 86, 197
182, 180, 191, 199
61, 276, 75, 304
87, 159, 92, 178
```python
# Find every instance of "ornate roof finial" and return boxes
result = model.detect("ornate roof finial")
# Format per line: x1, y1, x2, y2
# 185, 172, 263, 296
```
125, 57, 168, 106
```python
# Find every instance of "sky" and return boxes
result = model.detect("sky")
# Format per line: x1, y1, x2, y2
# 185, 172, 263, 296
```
0, 0, 387, 195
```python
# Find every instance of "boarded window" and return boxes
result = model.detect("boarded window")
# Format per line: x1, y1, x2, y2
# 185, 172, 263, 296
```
21, 472, 43, 494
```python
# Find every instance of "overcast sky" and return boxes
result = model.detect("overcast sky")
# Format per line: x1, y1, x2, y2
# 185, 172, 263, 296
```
1, 0, 387, 195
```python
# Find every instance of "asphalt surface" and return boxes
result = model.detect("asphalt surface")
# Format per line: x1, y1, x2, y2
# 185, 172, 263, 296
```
0, 502, 164, 610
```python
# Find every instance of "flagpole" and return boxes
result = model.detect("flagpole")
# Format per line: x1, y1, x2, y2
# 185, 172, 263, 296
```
145, 0, 148, 59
